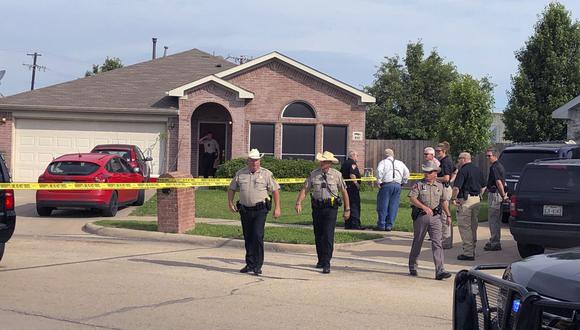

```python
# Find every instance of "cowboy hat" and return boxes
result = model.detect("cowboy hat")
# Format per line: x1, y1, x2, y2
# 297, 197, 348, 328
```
247, 148, 264, 160
315, 151, 339, 164
421, 160, 440, 172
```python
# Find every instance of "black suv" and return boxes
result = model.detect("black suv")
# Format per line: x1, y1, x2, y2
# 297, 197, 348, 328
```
454, 249, 580, 329
0, 153, 16, 262
498, 142, 580, 222
509, 159, 580, 258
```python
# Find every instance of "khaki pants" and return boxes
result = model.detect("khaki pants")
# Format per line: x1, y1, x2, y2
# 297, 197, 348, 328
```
440, 186, 453, 248
409, 213, 445, 275
457, 195, 480, 257
487, 192, 502, 246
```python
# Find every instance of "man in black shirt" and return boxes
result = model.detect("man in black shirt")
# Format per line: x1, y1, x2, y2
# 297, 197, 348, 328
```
436, 143, 454, 249
452, 152, 485, 261
483, 148, 507, 251
341, 151, 363, 230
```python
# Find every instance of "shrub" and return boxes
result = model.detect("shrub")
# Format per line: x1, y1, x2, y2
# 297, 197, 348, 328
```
216, 157, 319, 191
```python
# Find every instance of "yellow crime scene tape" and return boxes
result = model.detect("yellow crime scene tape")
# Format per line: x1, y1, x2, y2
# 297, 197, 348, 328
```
0, 174, 424, 190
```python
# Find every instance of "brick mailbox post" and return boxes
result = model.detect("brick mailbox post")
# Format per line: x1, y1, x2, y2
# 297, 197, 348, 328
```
157, 171, 195, 233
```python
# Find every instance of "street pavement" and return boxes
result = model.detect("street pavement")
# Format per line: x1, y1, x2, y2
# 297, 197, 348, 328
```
0, 191, 524, 329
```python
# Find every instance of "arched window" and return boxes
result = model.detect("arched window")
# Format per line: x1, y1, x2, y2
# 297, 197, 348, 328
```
282, 101, 316, 118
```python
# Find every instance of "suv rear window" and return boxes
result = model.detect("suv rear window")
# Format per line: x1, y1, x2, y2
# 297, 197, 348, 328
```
48, 161, 100, 175
518, 166, 580, 193
499, 151, 558, 173
94, 150, 131, 161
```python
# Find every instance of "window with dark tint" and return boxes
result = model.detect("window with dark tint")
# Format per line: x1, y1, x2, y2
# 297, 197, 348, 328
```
94, 149, 131, 161
498, 151, 559, 174
519, 166, 580, 193
323, 125, 347, 163
48, 161, 100, 175
282, 124, 315, 160
106, 158, 131, 173
572, 147, 580, 159
282, 102, 316, 118
250, 123, 275, 155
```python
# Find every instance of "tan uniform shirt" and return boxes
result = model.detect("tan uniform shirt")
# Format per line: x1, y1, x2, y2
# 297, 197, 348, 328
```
202, 138, 219, 154
408, 179, 448, 209
304, 168, 346, 200
229, 167, 280, 207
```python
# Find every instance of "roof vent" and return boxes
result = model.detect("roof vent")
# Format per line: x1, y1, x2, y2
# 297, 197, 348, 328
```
215, 64, 222, 68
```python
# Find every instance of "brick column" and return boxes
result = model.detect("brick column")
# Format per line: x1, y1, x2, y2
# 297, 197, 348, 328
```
157, 171, 195, 233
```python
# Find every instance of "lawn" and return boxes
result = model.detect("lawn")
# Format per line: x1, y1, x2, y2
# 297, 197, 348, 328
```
131, 188, 489, 233
94, 220, 383, 245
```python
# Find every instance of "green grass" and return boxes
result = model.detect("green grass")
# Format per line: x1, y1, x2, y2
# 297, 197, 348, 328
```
94, 220, 383, 245
131, 189, 489, 232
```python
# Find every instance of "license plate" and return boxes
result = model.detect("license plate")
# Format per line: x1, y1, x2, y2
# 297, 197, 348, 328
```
543, 205, 562, 216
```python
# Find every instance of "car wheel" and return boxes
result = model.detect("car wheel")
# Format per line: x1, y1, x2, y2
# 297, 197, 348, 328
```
133, 189, 145, 206
102, 192, 118, 217
501, 212, 510, 223
517, 242, 545, 258
36, 206, 53, 217
0, 243, 4, 262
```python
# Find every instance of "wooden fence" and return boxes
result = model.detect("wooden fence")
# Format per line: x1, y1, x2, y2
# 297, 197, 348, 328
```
364, 139, 511, 178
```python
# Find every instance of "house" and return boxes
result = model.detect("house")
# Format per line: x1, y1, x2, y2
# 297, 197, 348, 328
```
552, 95, 580, 140
0, 49, 375, 182
490, 112, 511, 143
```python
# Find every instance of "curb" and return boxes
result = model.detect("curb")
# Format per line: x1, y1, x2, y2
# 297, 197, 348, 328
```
82, 222, 445, 273
83, 222, 316, 254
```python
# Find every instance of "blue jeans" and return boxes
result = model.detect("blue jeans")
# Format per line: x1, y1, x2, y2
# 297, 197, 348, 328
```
376, 183, 402, 229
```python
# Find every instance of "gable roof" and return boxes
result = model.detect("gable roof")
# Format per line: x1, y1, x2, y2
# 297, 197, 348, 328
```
167, 75, 254, 99
0, 49, 236, 112
552, 94, 580, 119
170, 51, 376, 104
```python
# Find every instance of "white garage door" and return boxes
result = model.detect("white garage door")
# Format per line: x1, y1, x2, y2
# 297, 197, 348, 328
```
14, 119, 166, 182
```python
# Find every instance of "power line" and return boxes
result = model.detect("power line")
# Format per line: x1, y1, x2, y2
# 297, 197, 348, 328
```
23, 52, 47, 90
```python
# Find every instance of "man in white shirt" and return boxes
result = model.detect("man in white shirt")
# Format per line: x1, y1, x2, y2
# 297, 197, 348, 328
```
375, 148, 410, 231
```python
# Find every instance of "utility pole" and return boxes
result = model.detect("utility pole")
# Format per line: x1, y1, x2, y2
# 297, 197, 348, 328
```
24, 52, 46, 90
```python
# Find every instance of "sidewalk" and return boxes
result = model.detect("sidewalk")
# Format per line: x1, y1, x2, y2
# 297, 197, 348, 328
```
112, 215, 522, 274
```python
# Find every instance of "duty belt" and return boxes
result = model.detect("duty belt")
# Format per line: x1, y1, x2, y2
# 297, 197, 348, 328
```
237, 201, 267, 212
311, 198, 337, 209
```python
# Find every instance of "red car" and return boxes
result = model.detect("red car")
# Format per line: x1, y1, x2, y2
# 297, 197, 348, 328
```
36, 153, 145, 217
91, 144, 152, 181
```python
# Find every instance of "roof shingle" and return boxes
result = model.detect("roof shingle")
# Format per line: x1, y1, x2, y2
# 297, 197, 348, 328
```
0, 49, 236, 111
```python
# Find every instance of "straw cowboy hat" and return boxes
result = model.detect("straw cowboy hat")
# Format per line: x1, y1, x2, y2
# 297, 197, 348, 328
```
247, 148, 264, 160
315, 151, 339, 164
421, 160, 440, 172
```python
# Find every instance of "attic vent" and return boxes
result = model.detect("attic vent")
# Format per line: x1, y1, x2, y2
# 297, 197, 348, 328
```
215, 64, 222, 67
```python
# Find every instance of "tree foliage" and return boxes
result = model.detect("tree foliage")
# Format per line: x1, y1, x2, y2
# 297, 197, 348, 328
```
85, 57, 124, 77
366, 42, 458, 140
503, 2, 580, 142
439, 75, 494, 156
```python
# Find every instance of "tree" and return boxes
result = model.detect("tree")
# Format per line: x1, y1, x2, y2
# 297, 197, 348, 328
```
503, 2, 580, 142
439, 75, 494, 156
85, 57, 124, 77
365, 42, 459, 140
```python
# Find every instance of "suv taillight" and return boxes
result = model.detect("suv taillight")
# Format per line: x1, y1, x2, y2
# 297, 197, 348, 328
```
4, 189, 14, 210
510, 195, 517, 217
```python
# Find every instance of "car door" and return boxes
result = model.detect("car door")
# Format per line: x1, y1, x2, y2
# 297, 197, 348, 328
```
118, 158, 141, 201
135, 146, 150, 180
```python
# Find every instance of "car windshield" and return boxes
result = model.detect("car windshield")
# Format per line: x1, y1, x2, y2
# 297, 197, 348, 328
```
499, 151, 559, 174
519, 166, 580, 193
94, 150, 131, 161
48, 161, 100, 176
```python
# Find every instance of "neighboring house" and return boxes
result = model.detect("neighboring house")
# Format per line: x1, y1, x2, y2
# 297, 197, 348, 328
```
490, 112, 511, 143
0, 49, 375, 182
552, 95, 580, 140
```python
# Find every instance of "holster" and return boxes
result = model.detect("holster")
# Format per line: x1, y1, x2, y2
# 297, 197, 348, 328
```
411, 206, 425, 221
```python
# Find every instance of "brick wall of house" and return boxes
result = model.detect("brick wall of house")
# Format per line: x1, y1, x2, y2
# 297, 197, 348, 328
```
0, 112, 13, 171
568, 108, 580, 140
227, 60, 367, 166
174, 59, 368, 176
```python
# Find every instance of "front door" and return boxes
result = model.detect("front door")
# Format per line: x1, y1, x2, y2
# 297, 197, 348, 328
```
198, 123, 227, 177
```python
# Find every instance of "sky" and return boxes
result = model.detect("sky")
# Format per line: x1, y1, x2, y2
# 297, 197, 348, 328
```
2, 0, 580, 111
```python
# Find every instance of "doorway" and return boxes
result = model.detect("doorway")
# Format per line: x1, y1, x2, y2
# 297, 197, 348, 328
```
198, 122, 227, 177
